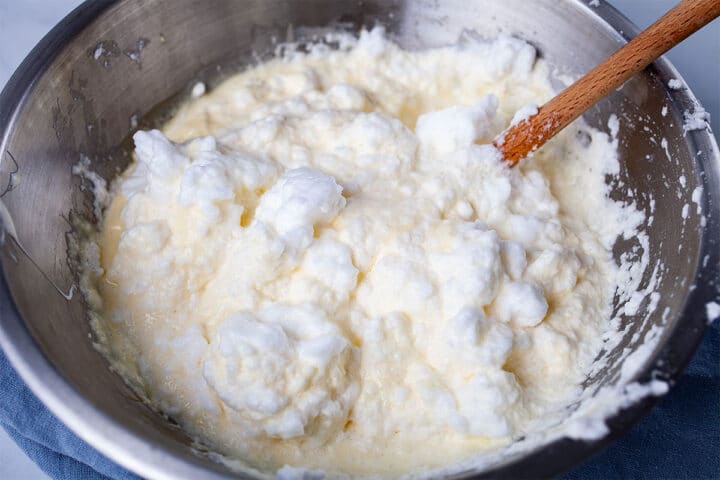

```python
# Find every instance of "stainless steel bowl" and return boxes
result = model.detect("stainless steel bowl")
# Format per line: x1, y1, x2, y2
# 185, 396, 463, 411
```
0, 1, 718, 478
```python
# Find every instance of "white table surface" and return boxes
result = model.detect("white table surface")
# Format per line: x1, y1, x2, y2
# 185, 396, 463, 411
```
0, 1, 717, 479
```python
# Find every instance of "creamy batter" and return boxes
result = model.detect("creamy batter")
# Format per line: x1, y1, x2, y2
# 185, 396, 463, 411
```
79, 28, 629, 478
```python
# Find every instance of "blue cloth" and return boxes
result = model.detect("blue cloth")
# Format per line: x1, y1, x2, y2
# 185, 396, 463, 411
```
563, 318, 720, 480
1, 321, 718, 480
0, 350, 138, 480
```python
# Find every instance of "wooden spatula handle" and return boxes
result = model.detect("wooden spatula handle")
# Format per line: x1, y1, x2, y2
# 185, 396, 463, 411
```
495, 0, 720, 166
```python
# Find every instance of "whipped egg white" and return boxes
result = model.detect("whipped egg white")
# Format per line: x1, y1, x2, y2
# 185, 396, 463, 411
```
79, 28, 634, 478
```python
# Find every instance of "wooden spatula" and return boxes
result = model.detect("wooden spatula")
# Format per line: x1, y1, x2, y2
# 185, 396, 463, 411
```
494, 0, 720, 167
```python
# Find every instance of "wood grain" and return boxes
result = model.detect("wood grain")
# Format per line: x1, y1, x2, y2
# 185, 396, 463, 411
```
495, 0, 720, 166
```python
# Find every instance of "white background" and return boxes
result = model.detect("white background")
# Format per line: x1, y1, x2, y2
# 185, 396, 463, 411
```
0, 1, 717, 479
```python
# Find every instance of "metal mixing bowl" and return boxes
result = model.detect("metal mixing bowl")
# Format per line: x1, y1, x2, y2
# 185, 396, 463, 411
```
0, 0, 718, 478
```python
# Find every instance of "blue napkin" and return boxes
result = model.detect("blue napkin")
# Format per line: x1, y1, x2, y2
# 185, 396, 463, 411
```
0, 351, 138, 480
563, 318, 720, 480
1, 320, 718, 480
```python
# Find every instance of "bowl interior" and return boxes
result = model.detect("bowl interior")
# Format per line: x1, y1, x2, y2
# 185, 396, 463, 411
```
0, 0, 716, 478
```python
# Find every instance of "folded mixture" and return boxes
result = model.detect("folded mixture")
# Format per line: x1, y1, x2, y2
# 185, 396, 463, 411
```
78, 28, 632, 478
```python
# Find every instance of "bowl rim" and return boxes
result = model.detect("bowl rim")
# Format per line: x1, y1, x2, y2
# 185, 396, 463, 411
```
0, 1, 718, 479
